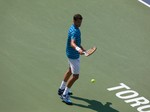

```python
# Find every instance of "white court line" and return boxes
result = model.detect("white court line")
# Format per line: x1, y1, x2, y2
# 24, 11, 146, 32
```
138, 0, 150, 7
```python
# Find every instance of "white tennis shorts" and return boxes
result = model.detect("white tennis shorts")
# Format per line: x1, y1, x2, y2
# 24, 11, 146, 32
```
68, 58, 80, 74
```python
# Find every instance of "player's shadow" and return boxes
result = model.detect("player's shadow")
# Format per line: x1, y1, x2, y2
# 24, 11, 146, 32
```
71, 96, 119, 112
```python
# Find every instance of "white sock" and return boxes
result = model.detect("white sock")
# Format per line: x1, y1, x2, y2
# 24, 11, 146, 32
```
63, 87, 70, 96
59, 81, 66, 90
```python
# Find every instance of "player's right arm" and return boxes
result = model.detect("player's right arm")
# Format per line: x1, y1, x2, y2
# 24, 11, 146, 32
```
71, 39, 84, 55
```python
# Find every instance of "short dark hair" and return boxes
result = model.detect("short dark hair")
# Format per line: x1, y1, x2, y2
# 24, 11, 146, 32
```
73, 14, 83, 21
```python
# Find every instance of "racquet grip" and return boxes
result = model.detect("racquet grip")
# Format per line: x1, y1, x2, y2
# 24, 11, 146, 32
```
83, 51, 88, 56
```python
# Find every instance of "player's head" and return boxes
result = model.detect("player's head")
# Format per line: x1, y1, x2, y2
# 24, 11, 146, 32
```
73, 14, 83, 28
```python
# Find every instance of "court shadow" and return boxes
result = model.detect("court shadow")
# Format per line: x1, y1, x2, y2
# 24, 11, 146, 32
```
71, 96, 119, 112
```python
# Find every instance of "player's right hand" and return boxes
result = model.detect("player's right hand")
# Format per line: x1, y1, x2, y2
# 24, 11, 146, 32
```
78, 49, 84, 55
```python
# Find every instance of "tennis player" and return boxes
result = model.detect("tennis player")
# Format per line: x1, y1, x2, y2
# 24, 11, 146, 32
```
58, 14, 86, 105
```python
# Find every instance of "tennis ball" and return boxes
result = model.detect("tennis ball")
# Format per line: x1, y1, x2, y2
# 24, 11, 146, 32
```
91, 79, 95, 83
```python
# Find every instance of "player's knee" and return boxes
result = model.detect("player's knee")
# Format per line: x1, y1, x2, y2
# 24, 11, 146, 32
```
73, 74, 79, 80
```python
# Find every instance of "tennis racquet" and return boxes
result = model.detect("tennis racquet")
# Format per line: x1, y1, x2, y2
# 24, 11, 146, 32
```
83, 46, 97, 57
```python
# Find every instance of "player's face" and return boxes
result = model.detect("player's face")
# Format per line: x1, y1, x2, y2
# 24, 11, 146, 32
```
74, 19, 82, 28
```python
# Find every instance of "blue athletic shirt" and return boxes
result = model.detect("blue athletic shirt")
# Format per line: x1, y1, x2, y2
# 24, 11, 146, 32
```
66, 24, 81, 59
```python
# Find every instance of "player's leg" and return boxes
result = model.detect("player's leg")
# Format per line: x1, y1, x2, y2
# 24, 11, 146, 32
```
64, 67, 72, 82
62, 74, 79, 95
62, 58, 80, 105
61, 74, 79, 105
63, 58, 80, 94
58, 68, 72, 95
66, 74, 79, 88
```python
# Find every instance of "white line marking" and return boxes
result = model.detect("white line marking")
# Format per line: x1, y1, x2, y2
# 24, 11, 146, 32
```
138, 0, 150, 8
